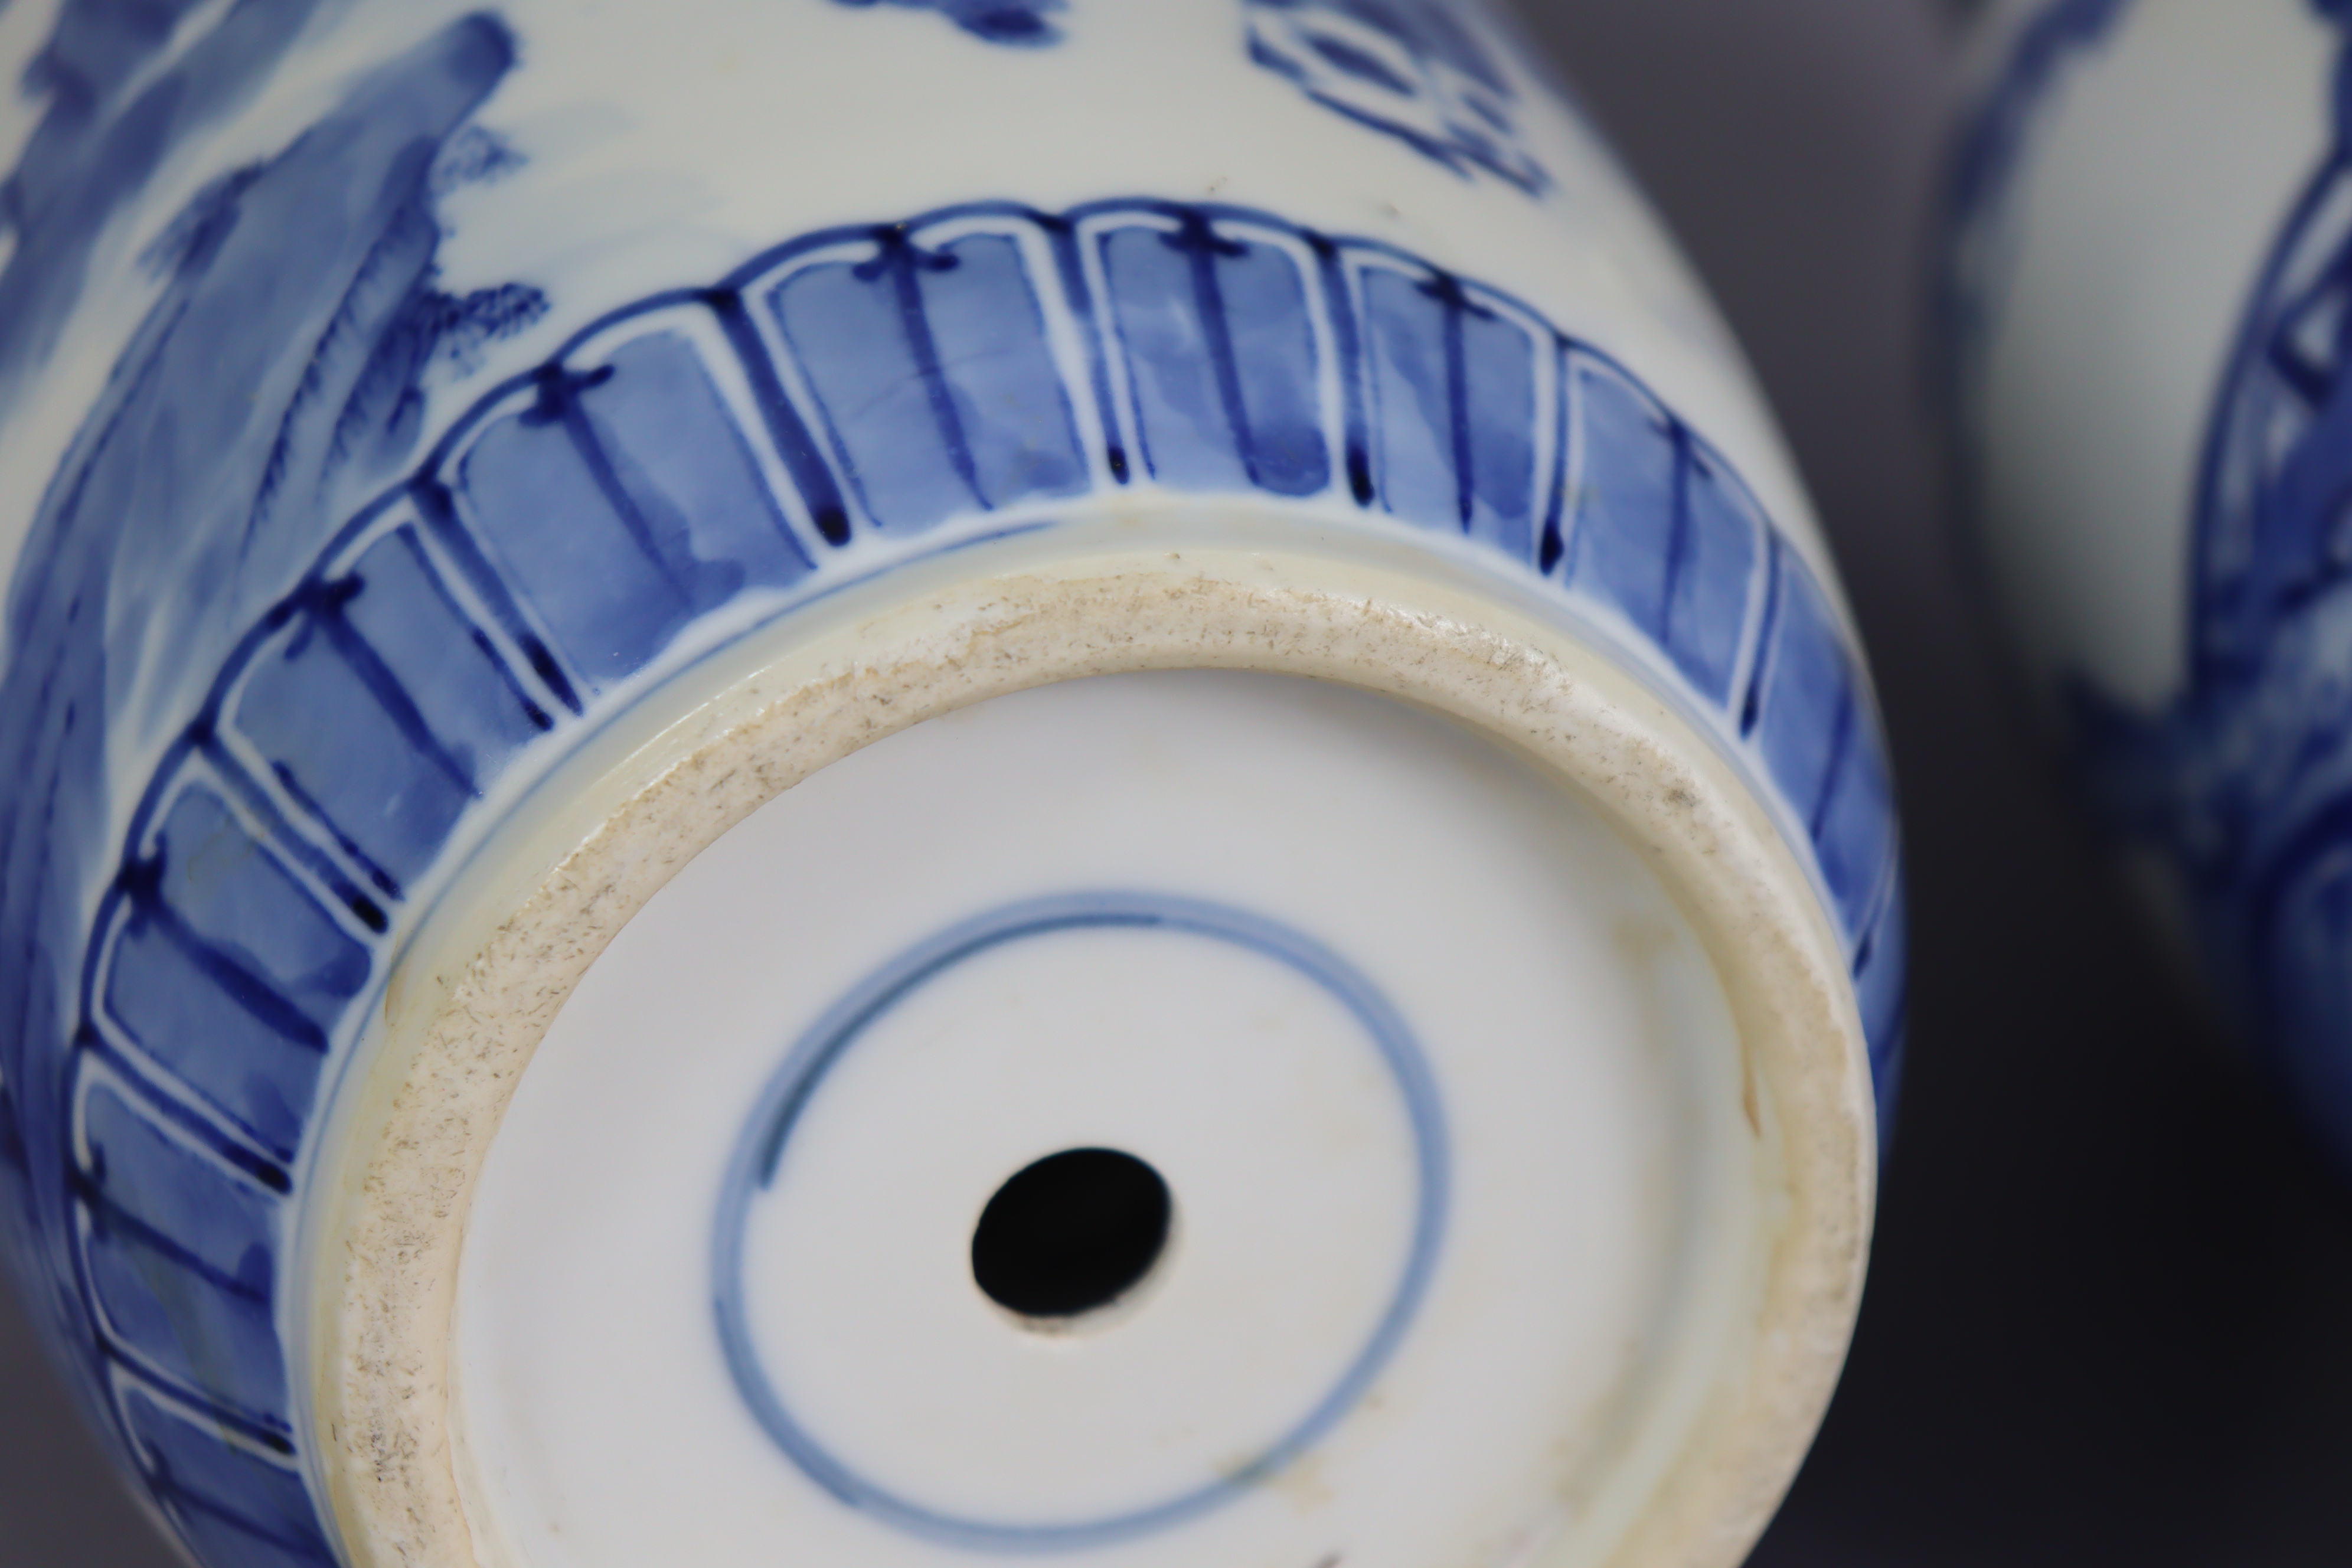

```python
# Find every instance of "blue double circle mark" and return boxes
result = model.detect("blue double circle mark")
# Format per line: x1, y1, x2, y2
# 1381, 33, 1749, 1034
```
711, 891, 1449, 1552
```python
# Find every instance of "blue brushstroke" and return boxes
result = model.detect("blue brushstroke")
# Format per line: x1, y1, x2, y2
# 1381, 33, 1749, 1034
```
1245, 0, 1548, 195
0, 0, 333, 420
121, 1368, 331, 1563
831, 0, 1066, 47
1100, 211, 1328, 496
0, 8, 531, 1565
771, 226, 1086, 529
2073, 5, 2352, 1166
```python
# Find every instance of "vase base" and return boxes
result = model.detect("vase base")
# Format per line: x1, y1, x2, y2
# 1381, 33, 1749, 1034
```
305, 529, 1870, 1568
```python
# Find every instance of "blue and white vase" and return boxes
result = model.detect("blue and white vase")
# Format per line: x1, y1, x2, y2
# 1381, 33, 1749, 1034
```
1945, 0, 2352, 1159
0, 4, 1900, 1567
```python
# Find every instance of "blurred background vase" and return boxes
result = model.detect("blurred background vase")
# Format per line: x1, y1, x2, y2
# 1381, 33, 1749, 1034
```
1944, 0, 2352, 1161
0, 3, 1900, 1567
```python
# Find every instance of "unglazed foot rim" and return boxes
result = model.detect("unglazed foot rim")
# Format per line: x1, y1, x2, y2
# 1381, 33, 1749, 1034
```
306, 533, 1871, 1568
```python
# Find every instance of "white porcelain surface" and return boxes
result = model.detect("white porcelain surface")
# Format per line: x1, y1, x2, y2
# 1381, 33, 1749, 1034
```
455, 671, 1752, 1568
1959, 0, 2335, 711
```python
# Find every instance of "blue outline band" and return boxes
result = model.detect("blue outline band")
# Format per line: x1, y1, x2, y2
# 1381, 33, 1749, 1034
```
710, 890, 1449, 1551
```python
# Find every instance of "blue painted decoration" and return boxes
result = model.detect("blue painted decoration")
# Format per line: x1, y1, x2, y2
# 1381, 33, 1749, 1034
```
831, 0, 1066, 47
0, 31, 1896, 1568
713, 891, 1448, 1551
2070, 4, 2352, 1163
0, 0, 339, 422
1245, 0, 1550, 195
0, 9, 539, 1566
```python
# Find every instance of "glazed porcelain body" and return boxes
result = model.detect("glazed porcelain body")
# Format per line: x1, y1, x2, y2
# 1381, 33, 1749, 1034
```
0, 4, 1901, 1568
1948, 0, 2352, 1154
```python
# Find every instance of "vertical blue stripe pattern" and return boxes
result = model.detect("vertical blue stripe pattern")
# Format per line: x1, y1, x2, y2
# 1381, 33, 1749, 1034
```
121, 1381, 334, 1566
32, 197, 1898, 1568
1363, 266, 1540, 554
1100, 216, 1331, 496
770, 230, 1089, 530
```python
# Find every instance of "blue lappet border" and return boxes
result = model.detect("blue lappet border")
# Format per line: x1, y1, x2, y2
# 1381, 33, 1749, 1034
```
6, 192, 1902, 1568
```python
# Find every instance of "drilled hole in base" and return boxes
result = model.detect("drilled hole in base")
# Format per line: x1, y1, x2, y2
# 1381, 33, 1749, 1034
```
971, 1147, 1172, 1319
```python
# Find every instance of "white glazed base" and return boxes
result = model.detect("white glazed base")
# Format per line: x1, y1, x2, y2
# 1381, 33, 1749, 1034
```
303, 524, 1871, 1568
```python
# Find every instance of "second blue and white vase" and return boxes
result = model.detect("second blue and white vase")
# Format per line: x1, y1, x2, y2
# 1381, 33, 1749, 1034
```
1948, 0, 2352, 1158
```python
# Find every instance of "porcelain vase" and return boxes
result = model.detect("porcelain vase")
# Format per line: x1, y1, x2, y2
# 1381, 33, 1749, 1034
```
1945, 0, 2352, 1158
0, 4, 1901, 1566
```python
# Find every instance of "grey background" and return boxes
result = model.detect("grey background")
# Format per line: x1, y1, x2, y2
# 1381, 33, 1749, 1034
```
9, 2, 2352, 1563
